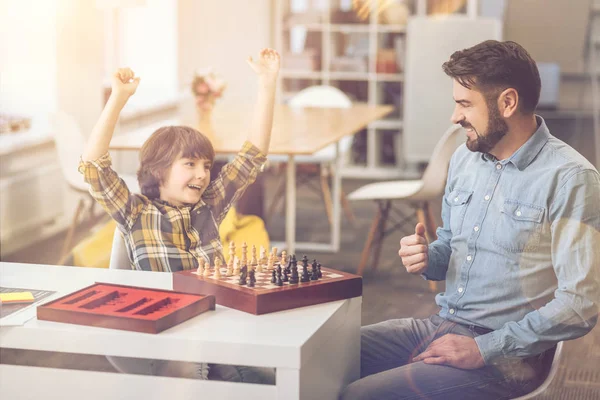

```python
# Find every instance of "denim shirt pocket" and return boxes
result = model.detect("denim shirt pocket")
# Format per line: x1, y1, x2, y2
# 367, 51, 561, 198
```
446, 189, 473, 235
493, 199, 545, 253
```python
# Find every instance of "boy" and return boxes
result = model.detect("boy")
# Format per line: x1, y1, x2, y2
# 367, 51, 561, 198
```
80, 48, 279, 272
79, 49, 280, 383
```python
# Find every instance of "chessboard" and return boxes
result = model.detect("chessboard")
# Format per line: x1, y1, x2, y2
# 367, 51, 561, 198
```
37, 283, 215, 333
173, 243, 362, 315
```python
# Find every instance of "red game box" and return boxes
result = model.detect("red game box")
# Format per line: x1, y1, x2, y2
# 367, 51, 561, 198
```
37, 283, 215, 333
173, 266, 362, 315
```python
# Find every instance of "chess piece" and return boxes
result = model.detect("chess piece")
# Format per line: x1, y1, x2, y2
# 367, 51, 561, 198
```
311, 259, 319, 280
276, 268, 283, 286
271, 247, 278, 260
289, 263, 299, 284
228, 242, 236, 273
302, 255, 309, 269
197, 258, 205, 275
248, 268, 256, 287
251, 244, 258, 266
282, 267, 289, 282
233, 256, 241, 275
203, 258, 211, 277
257, 246, 266, 273
267, 253, 274, 271
241, 242, 248, 266
281, 250, 287, 266
214, 258, 222, 279
317, 263, 323, 278
271, 269, 277, 283
239, 265, 248, 285
301, 261, 310, 282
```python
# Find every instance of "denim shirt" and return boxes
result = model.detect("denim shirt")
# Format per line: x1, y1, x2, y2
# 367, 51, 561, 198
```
425, 116, 600, 364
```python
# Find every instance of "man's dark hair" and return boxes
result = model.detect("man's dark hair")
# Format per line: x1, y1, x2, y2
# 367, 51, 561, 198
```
442, 40, 541, 114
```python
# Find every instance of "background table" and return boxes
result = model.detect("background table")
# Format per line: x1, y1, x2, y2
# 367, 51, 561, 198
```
110, 102, 393, 253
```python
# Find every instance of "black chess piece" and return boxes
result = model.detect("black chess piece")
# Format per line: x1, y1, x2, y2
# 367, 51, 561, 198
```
248, 269, 256, 287
271, 269, 277, 283
276, 269, 283, 286
302, 255, 309, 268
282, 268, 289, 282
239, 265, 248, 285
317, 263, 323, 278
289, 265, 299, 284
301, 261, 310, 282
311, 259, 319, 280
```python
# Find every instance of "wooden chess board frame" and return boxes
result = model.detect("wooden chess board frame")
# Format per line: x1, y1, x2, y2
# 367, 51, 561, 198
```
37, 282, 215, 333
173, 267, 362, 315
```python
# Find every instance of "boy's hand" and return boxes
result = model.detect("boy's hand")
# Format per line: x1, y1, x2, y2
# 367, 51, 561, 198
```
247, 48, 280, 80
111, 67, 140, 99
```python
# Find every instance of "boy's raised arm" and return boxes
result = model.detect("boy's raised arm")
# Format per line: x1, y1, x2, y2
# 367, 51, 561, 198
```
82, 68, 140, 162
246, 48, 280, 155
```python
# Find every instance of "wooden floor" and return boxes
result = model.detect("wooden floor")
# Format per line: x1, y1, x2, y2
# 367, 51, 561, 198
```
2, 173, 599, 399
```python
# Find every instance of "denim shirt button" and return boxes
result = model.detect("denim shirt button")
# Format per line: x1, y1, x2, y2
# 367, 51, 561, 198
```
449, 308, 456, 314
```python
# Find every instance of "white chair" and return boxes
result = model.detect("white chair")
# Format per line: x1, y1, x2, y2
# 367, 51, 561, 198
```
511, 342, 563, 399
109, 227, 131, 270
52, 112, 139, 263
348, 125, 463, 291
266, 85, 357, 226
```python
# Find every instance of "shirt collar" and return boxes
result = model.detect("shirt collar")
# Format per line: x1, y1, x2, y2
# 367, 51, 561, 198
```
480, 115, 550, 171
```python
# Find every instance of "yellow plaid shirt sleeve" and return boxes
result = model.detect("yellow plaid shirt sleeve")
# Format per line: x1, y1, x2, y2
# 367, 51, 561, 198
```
78, 153, 147, 231
203, 141, 267, 224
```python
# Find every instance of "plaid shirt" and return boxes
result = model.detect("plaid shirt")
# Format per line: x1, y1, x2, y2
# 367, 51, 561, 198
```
79, 141, 267, 272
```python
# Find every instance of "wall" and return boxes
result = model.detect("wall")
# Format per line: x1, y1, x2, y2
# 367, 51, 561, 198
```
177, 0, 274, 106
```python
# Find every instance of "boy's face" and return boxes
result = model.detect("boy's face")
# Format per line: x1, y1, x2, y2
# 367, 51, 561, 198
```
159, 155, 212, 207
450, 79, 508, 154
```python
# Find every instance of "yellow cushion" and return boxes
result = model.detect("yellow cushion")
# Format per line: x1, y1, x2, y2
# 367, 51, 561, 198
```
219, 207, 270, 255
72, 219, 117, 268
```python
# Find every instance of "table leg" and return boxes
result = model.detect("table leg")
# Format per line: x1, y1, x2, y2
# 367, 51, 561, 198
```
331, 141, 341, 252
285, 155, 296, 254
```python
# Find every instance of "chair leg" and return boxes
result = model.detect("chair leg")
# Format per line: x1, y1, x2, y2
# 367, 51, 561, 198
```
341, 191, 357, 226
423, 201, 438, 241
319, 166, 334, 226
370, 202, 391, 271
59, 198, 86, 265
357, 200, 389, 276
416, 202, 439, 293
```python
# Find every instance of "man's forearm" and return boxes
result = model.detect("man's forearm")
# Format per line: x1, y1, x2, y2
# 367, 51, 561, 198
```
247, 77, 276, 154
82, 94, 129, 162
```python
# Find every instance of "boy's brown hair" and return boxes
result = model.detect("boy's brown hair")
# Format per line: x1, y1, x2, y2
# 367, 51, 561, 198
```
442, 40, 541, 114
137, 126, 215, 199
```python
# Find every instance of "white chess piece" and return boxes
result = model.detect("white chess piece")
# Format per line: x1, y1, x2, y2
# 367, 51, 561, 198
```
214, 258, 222, 279
203, 258, 211, 277
197, 258, 205, 275
233, 256, 241, 275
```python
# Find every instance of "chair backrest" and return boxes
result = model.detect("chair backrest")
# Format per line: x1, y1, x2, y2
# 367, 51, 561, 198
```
109, 227, 132, 270
511, 342, 563, 400
288, 86, 354, 155
402, 16, 502, 163
417, 124, 463, 199
51, 111, 88, 191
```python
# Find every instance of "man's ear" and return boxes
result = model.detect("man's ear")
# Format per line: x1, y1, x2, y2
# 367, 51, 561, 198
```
498, 88, 518, 118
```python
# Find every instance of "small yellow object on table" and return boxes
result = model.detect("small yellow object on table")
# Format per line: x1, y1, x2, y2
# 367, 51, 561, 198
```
0, 291, 35, 304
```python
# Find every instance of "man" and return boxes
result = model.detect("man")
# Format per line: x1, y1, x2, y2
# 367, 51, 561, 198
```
341, 40, 600, 399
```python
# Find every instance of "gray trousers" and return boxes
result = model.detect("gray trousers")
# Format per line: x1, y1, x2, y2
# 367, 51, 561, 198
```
340, 315, 541, 400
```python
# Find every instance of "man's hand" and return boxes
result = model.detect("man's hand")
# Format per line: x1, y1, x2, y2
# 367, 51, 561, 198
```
111, 67, 140, 99
398, 223, 429, 274
412, 334, 485, 369
247, 48, 280, 80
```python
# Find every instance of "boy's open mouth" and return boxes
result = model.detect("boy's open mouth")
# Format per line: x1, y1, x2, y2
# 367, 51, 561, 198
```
187, 184, 203, 191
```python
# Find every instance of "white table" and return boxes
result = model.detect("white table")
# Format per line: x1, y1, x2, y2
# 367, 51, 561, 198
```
0, 262, 361, 400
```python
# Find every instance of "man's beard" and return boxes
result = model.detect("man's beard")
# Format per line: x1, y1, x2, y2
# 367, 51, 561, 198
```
463, 103, 508, 154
